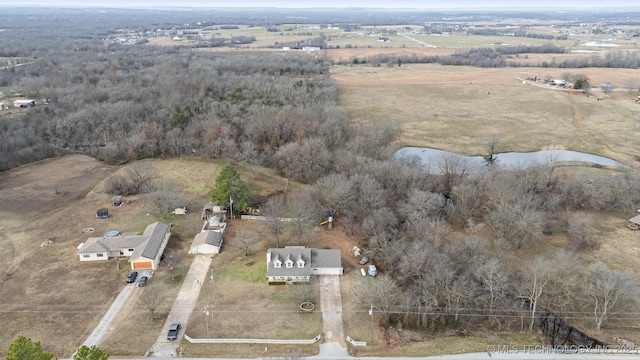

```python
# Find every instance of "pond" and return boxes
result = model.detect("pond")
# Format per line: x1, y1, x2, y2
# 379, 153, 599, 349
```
395, 147, 630, 174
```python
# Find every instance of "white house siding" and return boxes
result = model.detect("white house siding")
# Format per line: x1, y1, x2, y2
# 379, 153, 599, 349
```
78, 252, 110, 262
268, 275, 311, 283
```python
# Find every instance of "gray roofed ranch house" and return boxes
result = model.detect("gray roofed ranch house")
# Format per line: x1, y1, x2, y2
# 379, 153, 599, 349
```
266, 246, 343, 284
77, 221, 171, 270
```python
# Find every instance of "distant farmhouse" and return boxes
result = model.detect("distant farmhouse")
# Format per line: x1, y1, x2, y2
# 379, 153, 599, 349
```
77, 221, 171, 270
266, 246, 343, 284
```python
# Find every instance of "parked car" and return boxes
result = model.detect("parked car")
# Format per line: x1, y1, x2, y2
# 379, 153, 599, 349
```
358, 256, 369, 265
138, 276, 148, 287
126, 271, 138, 283
167, 322, 181, 340
368, 265, 377, 277
360, 268, 367, 277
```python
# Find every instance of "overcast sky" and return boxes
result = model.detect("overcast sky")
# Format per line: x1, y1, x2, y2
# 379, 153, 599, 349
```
3, 0, 638, 8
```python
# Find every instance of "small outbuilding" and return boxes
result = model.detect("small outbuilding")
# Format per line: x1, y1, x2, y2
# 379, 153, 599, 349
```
111, 195, 123, 206
172, 205, 188, 215
96, 208, 110, 219
628, 215, 640, 230
189, 230, 223, 255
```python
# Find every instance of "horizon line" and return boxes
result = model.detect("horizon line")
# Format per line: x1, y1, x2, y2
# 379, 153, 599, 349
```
1, 4, 639, 10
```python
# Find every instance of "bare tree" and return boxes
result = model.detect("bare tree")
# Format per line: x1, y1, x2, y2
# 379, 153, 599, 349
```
139, 284, 166, 321
486, 135, 501, 163
473, 258, 509, 311
435, 153, 474, 194
451, 177, 485, 229
567, 212, 598, 249
289, 277, 317, 305
287, 191, 319, 246
312, 173, 355, 216
262, 194, 286, 248
234, 229, 256, 257
354, 275, 401, 316
623, 78, 639, 93
586, 262, 638, 330
399, 190, 451, 222
150, 180, 179, 219
517, 257, 555, 331
489, 196, 544, 249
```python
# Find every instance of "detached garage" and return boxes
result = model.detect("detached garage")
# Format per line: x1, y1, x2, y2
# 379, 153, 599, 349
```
189, 230, 223, 255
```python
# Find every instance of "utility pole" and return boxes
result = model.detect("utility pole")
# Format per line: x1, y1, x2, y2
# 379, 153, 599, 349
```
369, 304, 374, 343
210, 268, 216, 304
205, 305, 210, 337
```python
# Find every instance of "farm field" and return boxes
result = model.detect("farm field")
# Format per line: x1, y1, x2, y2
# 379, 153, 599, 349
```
331, 63, 640, 167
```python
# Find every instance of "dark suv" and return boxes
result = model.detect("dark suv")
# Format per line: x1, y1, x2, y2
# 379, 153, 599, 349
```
126, 271, 138, 283
138, 276, 148, 287
167, 322, 181, 340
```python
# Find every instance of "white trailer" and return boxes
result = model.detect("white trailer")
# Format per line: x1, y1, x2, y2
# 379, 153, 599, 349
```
13, 99, 36, 108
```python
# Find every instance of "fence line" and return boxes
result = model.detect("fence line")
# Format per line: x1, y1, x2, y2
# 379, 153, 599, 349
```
346, 335, 367, 347
184, 334, 322, 345
240, 215, 300, 222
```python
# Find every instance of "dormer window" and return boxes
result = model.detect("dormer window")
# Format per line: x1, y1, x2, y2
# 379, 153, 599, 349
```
273, 254, 282, 268
297, 254, 305, 268
285, 253, 294, 268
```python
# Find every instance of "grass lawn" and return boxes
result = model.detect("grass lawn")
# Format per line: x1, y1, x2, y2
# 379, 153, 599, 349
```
182, 220, 323, 358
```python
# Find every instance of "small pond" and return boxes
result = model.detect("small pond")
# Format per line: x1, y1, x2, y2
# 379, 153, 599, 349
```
395, 147, 629, 174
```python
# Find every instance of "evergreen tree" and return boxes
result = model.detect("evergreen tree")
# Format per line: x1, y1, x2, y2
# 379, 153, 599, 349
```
207, 165, 250, 211
73, 345, 108, 360
6, 336, 55, 360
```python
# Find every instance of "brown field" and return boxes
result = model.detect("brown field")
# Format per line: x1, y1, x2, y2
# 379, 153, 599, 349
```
331, 63, 640, 167
0, 155, 299, 357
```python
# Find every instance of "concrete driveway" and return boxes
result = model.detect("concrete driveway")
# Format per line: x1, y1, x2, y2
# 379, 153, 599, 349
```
149, 254, 213, 357
318, 275, 349, 357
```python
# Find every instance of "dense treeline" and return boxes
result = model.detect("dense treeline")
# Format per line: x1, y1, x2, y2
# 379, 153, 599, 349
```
0, 46, 344, 170
342, 45, 640, 69
2, 7, 640, 342
466, 28, 567, 40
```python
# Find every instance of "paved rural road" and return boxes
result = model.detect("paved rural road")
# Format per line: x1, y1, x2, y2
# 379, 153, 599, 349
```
396, 32, 437, 48
97, 351, 639, 360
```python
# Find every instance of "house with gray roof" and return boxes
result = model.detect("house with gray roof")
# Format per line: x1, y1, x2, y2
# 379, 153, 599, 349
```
77, 221, 171, 270
189, 230, 223, 255
266, 246, 343, 284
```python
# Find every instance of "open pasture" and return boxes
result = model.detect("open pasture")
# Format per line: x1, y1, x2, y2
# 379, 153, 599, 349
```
331, 63, 640, 166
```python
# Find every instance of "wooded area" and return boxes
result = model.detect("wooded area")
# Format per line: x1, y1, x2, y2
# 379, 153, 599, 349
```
2, 6, 640, 346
